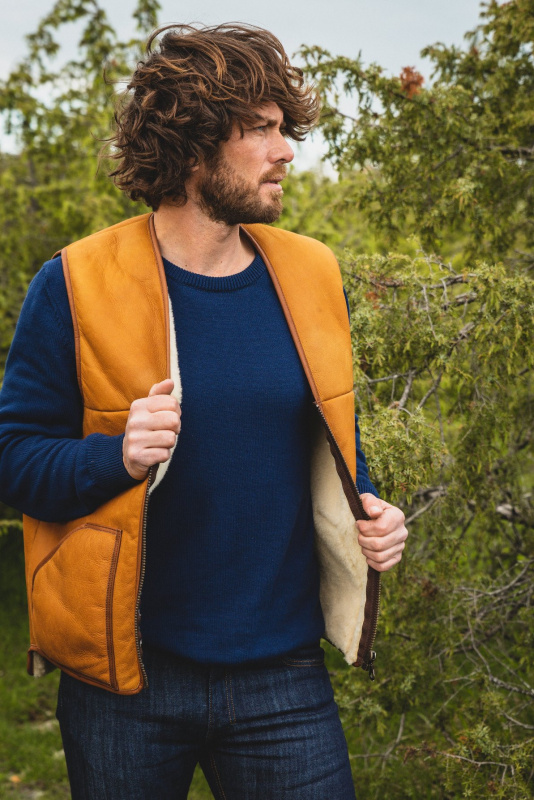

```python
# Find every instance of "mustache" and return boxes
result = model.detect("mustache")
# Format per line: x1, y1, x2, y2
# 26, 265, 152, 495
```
261, 169, 287, 183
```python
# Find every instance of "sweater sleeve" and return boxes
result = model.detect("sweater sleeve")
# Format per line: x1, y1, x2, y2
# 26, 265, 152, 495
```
355, 413, 379, 498
343, 288, 380, 498
0, 257, 142, 523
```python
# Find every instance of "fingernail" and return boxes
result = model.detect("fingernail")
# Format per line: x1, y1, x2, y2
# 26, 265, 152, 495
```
370, 506, 381, 514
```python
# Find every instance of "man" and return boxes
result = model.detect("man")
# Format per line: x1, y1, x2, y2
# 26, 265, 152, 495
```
0, 23, 407, 799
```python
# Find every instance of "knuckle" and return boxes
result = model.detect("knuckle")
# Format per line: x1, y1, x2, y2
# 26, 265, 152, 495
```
129, 413, 146, 431
375, 519, 388, 536
130, 429, 145, 445
359, 535, 377, 552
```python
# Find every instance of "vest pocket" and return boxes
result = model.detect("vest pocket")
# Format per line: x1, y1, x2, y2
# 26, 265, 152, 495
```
31, 523, 122, 690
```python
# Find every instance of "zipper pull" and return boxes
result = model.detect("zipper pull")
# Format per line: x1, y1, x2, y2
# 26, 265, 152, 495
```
362, 650, 376, 681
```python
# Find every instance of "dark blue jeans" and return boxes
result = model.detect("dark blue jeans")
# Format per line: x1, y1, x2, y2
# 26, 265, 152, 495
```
56, 643, 356, 799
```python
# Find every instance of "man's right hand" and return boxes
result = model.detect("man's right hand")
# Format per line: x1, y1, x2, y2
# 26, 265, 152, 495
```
123, 378, 181, 480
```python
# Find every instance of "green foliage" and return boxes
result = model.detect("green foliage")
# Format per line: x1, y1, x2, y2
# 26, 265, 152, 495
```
0, 531, 67, 797
334, 246, 534, 797
0, 0, 156, 371
301, 0, 534, 264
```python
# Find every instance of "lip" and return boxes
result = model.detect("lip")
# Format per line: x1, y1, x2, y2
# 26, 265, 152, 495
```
262, 180, 284, 191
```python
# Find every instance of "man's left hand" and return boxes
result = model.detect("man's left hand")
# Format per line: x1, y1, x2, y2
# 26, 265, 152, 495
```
356, 494, 408, 572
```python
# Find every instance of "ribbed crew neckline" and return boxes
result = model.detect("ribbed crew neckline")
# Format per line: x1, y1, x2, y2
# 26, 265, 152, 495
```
163, 253, 265, 292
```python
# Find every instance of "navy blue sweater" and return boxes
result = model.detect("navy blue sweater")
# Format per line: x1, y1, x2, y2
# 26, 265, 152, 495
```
0, 252, 378, 664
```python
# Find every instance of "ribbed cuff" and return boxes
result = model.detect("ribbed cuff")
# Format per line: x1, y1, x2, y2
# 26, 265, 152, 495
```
357, 479, 380, 499
85, 432, 142, 491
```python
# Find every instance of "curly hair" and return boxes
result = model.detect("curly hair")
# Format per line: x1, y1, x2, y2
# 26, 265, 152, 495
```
107, 24, 320, 209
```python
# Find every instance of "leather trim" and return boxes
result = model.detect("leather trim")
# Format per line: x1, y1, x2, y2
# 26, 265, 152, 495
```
61, 248, 82, 397
106, 530, 123, 691
148, 213, 171, 380
27, 647, 137, 692
240, 225, 322, 407
30, 523, 122, 595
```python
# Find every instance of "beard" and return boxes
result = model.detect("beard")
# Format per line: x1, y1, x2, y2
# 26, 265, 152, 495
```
196, 152, 286, 226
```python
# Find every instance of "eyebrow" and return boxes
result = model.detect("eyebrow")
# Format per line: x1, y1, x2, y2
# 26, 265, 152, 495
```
251, 115, 287, 130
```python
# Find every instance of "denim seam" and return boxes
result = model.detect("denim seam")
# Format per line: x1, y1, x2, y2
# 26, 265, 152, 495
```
210, 753, 228, 800
229, 673, 236, 724
225, 671, 236, 725
207, 670, 213, 741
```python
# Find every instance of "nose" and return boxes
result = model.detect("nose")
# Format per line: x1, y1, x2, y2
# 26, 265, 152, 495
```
271, 132, 294, 165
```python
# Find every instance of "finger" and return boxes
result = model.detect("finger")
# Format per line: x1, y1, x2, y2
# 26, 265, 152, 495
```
145, 395, 181, 415
358, 528, 407, 555
127, 429, 178, 451
148, 378, 175, 397
357, 506, 405, 537
360, 540, 405, 564
133, 446, 175, 469
359, 493, 385, 519
123, 443, 174, 480
366, 551, 404, 572
144, 409, 181, 433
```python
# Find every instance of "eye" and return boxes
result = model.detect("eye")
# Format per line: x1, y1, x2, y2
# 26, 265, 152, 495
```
254, 125, 267, 132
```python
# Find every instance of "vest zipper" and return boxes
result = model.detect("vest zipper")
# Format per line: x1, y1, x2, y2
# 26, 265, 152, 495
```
135, 466, 153, 688
314, 402, 381, 680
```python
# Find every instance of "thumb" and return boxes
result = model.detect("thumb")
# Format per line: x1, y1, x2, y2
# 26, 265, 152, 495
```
148, 378, 174, 397
360, 492, 383, 519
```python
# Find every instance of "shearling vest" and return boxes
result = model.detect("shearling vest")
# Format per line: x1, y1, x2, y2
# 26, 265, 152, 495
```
23, 213, 380, 694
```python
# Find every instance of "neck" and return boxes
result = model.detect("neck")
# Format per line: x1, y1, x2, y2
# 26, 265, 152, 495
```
153, 201, 256, 277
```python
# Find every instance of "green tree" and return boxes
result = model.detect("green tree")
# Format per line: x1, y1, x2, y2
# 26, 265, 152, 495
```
0, 0, 160, 372
300, 2, 534, 795
301, 0, 534, 265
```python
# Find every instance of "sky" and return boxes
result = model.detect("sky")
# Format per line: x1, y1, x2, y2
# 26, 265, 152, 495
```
1, 0, 486, 167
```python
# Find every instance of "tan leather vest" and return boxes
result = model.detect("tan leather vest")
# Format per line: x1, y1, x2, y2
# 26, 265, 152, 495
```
23, 213, 379, 694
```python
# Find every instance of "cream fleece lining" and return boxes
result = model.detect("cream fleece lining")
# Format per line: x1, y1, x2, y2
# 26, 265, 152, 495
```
149, 297, 182, 494
310, 425, 367, 664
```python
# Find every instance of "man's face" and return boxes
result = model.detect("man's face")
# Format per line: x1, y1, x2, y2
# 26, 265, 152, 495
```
194, 102, 295, 226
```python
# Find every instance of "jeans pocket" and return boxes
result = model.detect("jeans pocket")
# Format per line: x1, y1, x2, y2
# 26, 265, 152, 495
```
281, 643, 325, 667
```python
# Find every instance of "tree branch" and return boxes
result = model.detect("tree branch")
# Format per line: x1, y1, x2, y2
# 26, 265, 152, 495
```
500, 710, 534, 731
431, 145, 464, 171
435, 752, 511, 772
365, 370, 413, 385
397, 370, 416, 410
417, 369, 443, 410
405, 496, 440, 525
